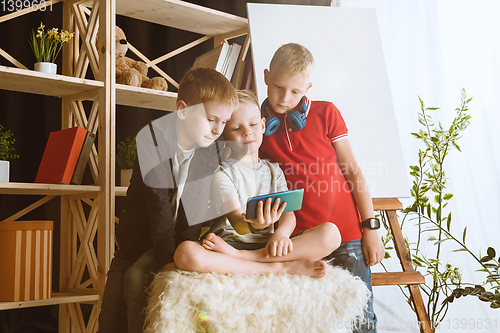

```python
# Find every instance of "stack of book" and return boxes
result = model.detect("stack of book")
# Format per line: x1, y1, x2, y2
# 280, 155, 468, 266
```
192, 42, 242, 82
35, 126, 95, 185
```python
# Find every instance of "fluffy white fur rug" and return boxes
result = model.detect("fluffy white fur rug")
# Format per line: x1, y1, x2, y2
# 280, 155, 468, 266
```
144, 264, 370, 333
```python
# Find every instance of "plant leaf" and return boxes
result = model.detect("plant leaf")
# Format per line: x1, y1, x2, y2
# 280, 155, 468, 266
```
434, 238, 452, 245
480, 256, 492, 263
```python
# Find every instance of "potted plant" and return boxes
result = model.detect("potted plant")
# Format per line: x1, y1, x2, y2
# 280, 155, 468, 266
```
0, 124, 19, 182
29, 22, 74, 74
116, 136, 136, 187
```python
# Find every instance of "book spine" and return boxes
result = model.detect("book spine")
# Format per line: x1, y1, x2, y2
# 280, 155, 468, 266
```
215, 43, 230, 73
225, 43, 242, 81
241, 59, 254, 91
70, 132, 96, 185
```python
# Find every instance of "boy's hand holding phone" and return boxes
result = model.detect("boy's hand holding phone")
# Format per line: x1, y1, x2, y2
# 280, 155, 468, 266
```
243, 197, 287, 231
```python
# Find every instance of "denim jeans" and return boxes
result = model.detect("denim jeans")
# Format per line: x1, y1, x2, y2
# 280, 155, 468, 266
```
323, 238, 378, 333
98, 249, 159, 333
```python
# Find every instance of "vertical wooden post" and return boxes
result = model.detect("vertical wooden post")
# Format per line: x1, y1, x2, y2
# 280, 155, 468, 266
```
61, 2, 74, 331
385, 210, 432, 333
213, 35, 224, 47
97, 0, 116, 308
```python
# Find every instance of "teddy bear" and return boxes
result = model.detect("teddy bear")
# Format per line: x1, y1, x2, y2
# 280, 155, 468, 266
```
114, 26, 168, 91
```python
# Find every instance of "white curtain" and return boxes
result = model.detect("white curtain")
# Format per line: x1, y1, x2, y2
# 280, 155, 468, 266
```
339, 0, 500, 331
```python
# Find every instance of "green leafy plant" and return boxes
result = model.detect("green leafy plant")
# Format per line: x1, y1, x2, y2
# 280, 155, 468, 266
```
381, 90, 499, 331
0, 124, 19, 161
116, 137, 136, 169
29, 22, 74, 63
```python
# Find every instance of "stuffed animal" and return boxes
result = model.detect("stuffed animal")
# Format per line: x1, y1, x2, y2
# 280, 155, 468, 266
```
115, 26, 168, 91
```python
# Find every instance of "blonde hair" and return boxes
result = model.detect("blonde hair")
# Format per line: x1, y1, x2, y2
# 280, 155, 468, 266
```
236, 90, 260, 109
177, 67, 238, 109
269, 43, 314, 77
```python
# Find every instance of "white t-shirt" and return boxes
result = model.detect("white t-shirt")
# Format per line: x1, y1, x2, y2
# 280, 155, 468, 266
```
210, 157, 288, 243
171, 144, 195, 223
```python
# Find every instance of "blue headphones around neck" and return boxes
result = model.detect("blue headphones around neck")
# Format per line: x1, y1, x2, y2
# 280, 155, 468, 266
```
261, 96, 309, 136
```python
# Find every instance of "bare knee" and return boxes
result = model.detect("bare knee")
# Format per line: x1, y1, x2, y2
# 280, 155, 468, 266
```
174, 241, 205, 272
320, 222, 342, 253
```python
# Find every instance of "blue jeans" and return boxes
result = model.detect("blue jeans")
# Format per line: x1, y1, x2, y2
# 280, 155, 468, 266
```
98, 249, 159, 333
323, 239, 377, 333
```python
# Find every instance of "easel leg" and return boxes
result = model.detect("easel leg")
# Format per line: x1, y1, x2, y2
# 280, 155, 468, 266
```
385, 210, 432, 333
408, 285, 432, 333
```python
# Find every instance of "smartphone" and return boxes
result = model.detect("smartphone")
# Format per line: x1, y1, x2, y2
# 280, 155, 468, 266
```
245, 188, 304, 220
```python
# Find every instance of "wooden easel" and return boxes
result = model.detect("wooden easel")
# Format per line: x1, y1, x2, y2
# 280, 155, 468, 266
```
372, 198, 432, 333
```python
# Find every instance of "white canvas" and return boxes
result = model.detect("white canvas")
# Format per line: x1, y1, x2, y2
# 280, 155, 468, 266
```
247, 3, 409, 198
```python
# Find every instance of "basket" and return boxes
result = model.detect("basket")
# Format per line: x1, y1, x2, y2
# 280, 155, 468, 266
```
0, 221, 53, 302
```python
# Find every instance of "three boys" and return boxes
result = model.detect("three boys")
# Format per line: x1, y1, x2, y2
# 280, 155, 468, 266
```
100, 42, 383, 333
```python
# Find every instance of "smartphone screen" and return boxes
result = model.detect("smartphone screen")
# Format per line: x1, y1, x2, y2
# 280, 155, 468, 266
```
245, 188, 304, 220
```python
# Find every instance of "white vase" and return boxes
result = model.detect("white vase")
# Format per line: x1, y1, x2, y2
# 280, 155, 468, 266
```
34, 62, 57, 74
0, 160, 9, 182
121, 169, 133, 187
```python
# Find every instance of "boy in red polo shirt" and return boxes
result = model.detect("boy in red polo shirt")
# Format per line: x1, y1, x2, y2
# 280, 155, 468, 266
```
259, 43, 384, 333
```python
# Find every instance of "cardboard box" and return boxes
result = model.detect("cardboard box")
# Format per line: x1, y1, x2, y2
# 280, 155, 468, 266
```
0, 221, 53, 302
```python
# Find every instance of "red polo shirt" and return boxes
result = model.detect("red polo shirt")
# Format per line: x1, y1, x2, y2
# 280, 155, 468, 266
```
260, 100, 362, 242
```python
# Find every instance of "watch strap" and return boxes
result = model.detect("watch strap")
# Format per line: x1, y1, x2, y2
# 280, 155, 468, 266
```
360, 218, 380, 230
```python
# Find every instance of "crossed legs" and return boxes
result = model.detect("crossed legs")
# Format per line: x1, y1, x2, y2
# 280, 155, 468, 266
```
173, 222, 340, 279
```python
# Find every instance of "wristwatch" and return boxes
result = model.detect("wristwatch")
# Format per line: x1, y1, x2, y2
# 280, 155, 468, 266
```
360, 218, 380, 230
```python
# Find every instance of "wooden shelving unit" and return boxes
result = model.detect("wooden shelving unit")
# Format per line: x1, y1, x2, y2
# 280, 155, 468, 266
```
0, 183, 101, 196
0, 65, 103, 97
115, 84, 177, 111
0, 0, 247, 331
0, 292, 100, 311
83, 0, 248, 35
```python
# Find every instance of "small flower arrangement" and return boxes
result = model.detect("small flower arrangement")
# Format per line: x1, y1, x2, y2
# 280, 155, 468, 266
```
29, 22, 74, 63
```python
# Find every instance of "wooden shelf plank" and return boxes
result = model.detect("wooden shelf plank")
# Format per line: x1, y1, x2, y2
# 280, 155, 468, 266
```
93, 0, 248, 35
0, 65, 103, 98
116, 84, 177, 111
372, 198, 403, 211
0, 292, 100, 310
115, 186, 128, 197
0, 183, 101, 195
372, 271, 425, 286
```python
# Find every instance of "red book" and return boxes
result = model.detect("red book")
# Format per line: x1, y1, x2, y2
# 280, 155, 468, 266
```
35, 127, 88, 185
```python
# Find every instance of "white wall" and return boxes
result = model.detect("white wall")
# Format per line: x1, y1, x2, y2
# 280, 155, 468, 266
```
248, 3, 410, 199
